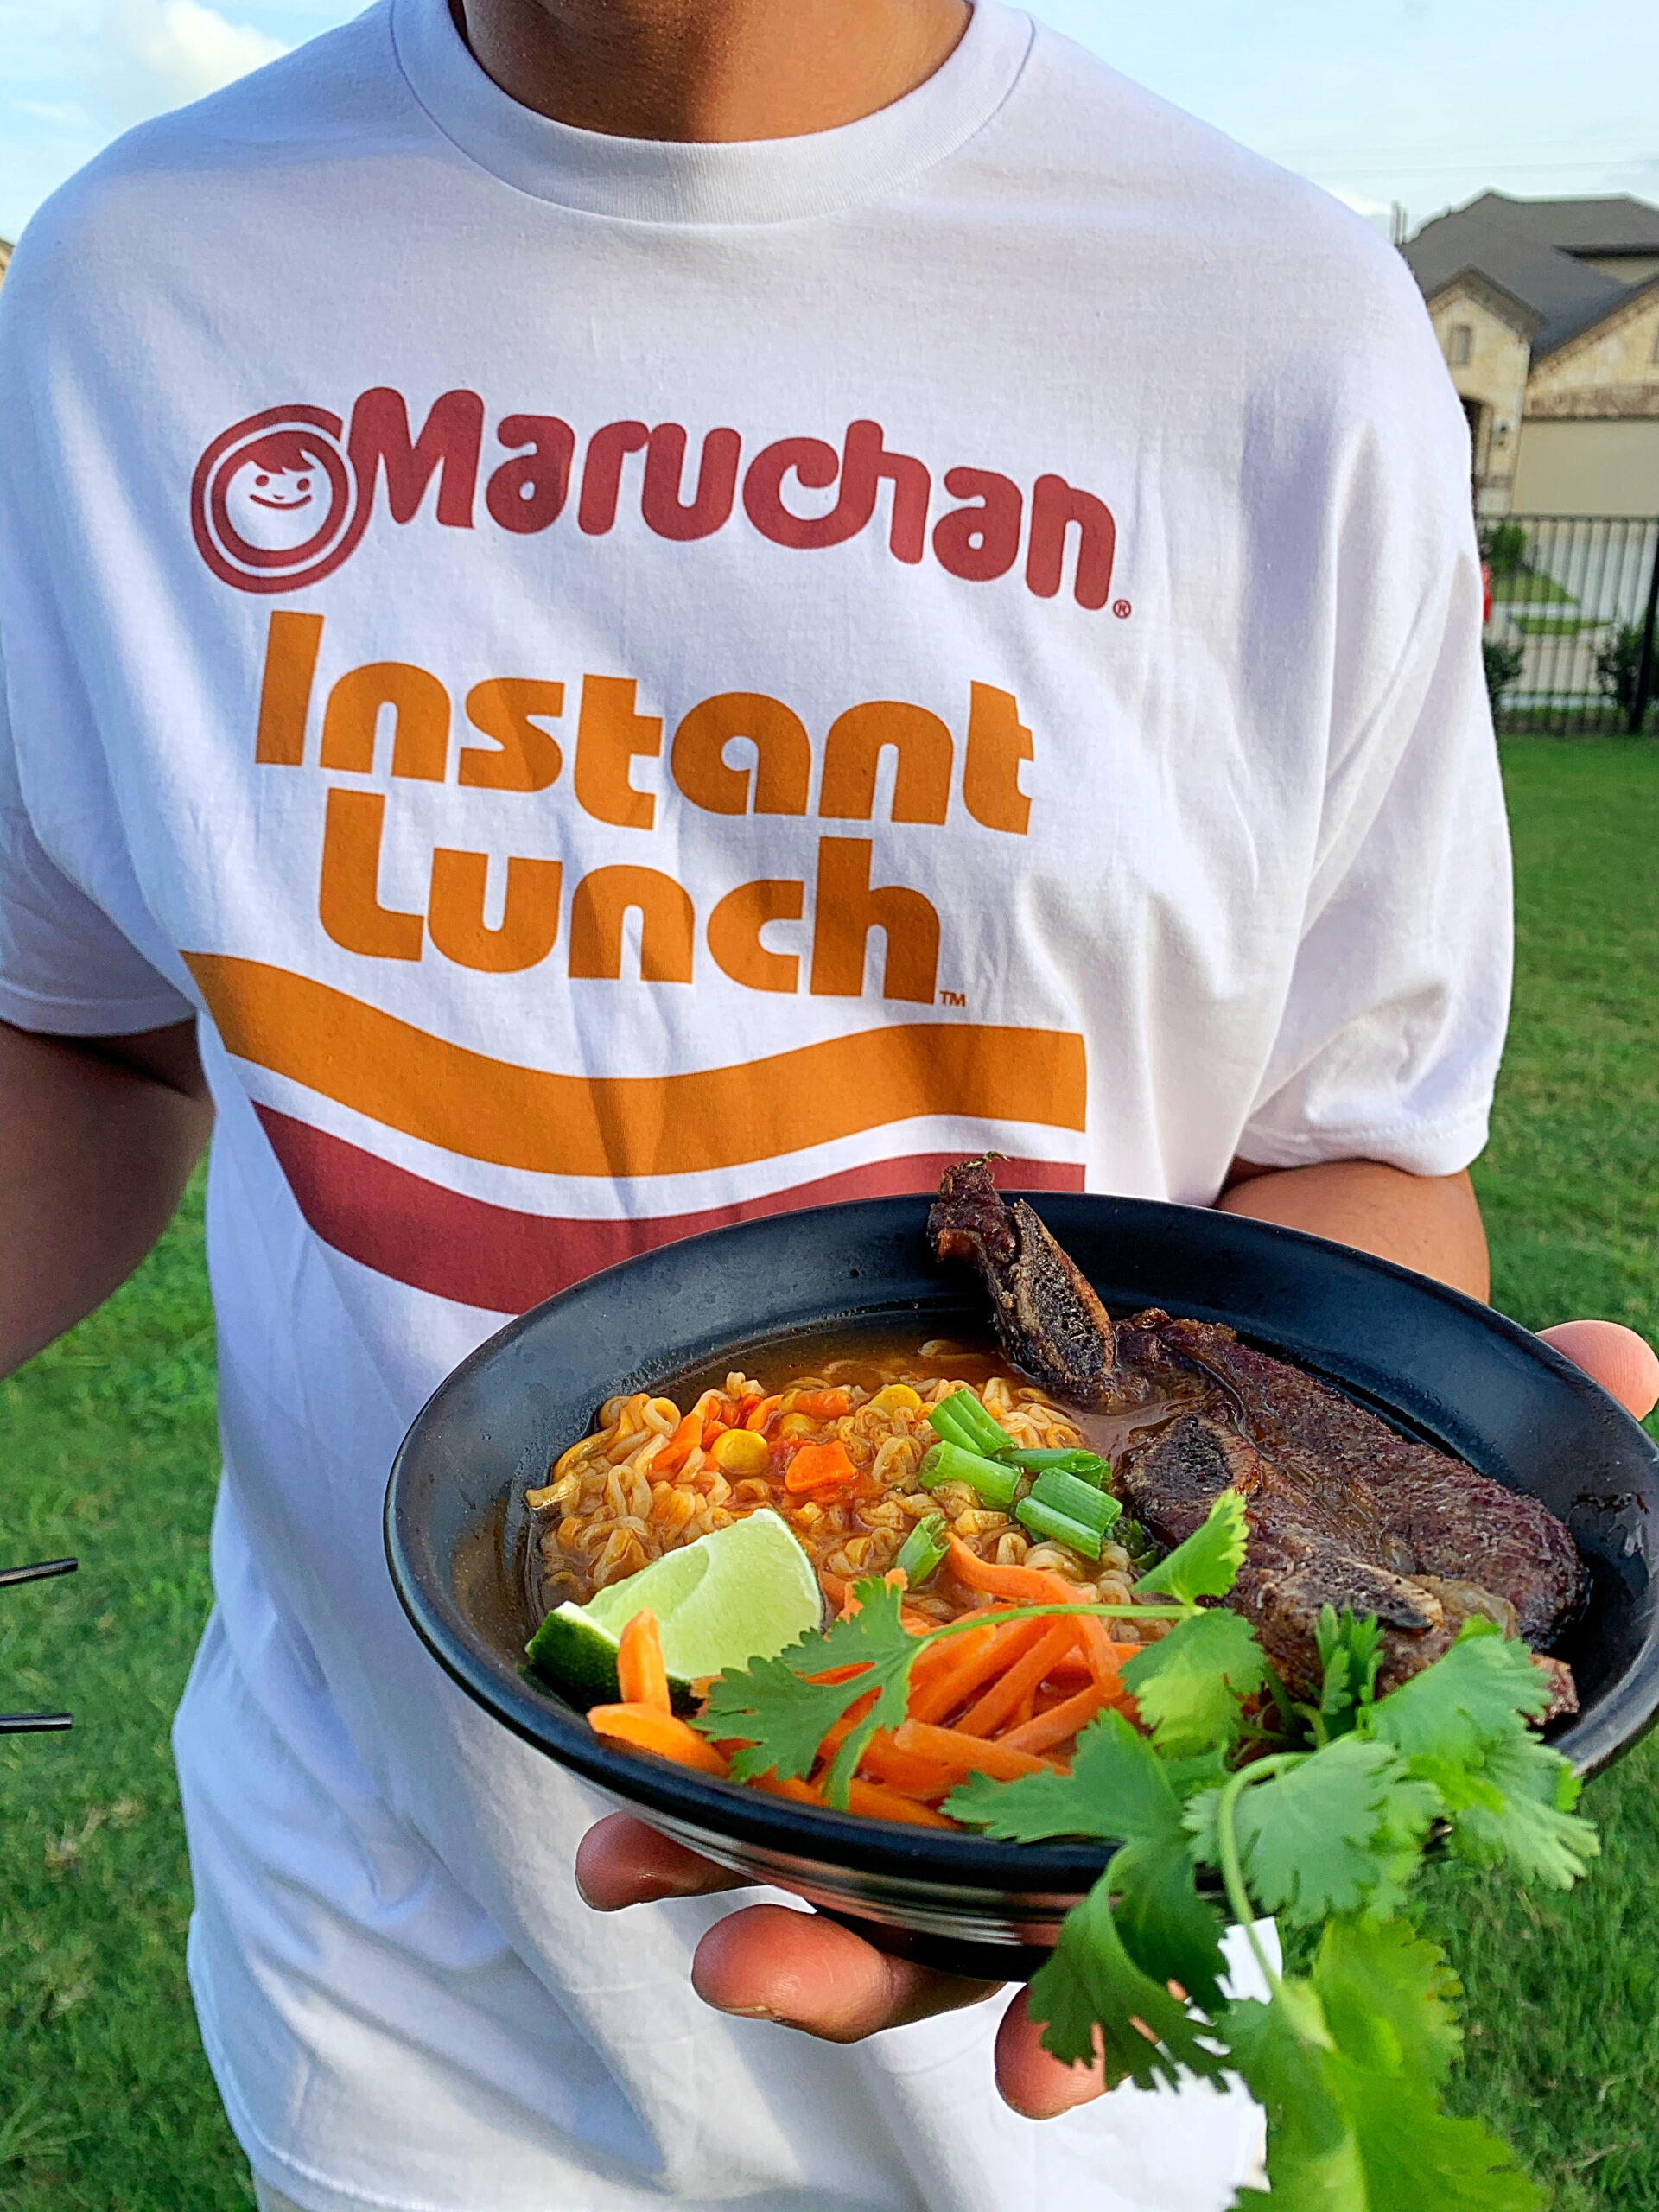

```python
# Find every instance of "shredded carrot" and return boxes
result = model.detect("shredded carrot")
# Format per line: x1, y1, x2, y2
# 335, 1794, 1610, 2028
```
785, 1440, 861, 1495
753, 1772, 821, 1805
909, 1614, 1048, 1725
855, 1734, 957, 1798
652, 1411, 702, 1477
616, 1609, 671, 1713
1000, 1680, 1124, 1755
753, 1768, 953, 1827
588, 1704, 728, 1777
957, 1620, 1077, 1738
847, 1779, 955, 1828
891, 1719, 1056, 1780
944, 1537, 1133, 1686
744, 1393, 785, 1433
791, 1389, 853, 1419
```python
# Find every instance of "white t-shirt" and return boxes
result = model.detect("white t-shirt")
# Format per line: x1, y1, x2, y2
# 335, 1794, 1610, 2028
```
0, 3, 1510, 2206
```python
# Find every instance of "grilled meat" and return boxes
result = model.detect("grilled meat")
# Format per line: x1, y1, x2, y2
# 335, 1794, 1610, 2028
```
928, 1159, 1584, 1706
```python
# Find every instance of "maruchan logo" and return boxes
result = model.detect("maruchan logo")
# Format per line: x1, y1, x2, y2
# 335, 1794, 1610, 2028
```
190, 387, 1122, 611
191, 405, 368, 594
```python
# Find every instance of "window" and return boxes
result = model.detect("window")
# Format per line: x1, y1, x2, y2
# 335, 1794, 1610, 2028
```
1448, 323, 1473, 367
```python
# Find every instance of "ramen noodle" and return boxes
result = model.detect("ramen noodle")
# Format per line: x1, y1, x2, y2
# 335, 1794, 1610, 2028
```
527, 1348, 1142, 1633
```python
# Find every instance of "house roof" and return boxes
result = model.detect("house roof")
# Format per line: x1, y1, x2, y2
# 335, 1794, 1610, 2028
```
1402, 192, 1659, 359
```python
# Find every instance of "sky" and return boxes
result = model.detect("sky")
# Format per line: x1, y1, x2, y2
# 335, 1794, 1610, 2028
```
2, 0, 1656, 247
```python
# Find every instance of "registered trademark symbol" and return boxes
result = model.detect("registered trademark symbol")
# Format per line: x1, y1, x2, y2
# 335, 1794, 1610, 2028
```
1112, 599, 1132, 620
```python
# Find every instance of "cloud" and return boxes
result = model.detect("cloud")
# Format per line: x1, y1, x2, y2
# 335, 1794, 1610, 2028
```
74, 0, 287, 130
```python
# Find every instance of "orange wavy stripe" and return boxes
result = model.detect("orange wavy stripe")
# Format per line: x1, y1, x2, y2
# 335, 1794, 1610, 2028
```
185, 953, 1088, 1179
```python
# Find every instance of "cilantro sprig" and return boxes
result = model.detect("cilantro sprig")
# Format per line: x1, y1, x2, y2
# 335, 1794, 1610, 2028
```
691, 1487, 1595, 2206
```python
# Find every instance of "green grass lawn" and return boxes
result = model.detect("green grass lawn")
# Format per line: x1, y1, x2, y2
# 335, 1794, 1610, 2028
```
1491, 569, 1576, 607
3, 737, 1656, 2209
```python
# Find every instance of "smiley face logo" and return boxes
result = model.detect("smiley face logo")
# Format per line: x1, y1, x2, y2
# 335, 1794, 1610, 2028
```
192, 405, 367, 592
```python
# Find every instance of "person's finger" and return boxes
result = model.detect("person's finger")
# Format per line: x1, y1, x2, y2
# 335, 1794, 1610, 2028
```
994, 1985, 1116, 2118
691, 1901, 998, 2040
1538, 1320, 1659, 1422
575, 1811, 747, 1910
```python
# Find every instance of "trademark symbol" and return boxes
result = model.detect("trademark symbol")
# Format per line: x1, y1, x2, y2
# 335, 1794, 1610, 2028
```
938, 988, 967, 1008
1112, 599, 1132, 620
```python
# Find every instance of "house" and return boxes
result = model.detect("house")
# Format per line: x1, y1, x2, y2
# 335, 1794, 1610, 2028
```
1402, 193, 1659, 517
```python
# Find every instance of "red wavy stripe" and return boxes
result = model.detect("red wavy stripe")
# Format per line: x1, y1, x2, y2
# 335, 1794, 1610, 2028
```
254, 1105, 1084, 1313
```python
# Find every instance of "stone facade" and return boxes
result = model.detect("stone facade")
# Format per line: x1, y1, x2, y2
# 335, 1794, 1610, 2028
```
1405, 194, 1659, 517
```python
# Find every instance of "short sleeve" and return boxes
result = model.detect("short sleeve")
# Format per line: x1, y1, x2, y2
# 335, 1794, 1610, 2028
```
1237, 326, 1513, 1180
0, 645, 194, 1038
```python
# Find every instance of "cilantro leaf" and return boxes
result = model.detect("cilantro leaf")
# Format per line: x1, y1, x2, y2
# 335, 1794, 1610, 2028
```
1311, 1917, 1464, 2089
1110, 1834, 1228, 2012
1185, 1738, 1406, 1928
1225, 1923, 1543, 2211
1027, 1874, 1228, 2089
1120, 1607, 1267, 1757
950, 1713, 1228, 2009
1433, 1732, 1599, 1890
946, 1708, 1185, 1844
694, 1575, 915, 1806
1363, 1619, 1551, 1765
1313, 1606, 1385, 1742
1132, 1488, 1248, 1604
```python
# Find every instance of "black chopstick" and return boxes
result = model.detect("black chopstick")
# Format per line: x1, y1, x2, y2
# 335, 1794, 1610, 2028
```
2, 1559, 79, 1732
0, 1557, 79, 1588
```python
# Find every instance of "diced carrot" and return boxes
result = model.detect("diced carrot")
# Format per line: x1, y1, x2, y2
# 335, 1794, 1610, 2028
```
744, 1394, 785, 1433
652, 1411, 702, 1476
588, 1704, 729, 1777
957, 1621, 1077, 1738
785, 1440, 861, 1495
908, 1615, 1047, 1725
616, 1609, 671, 1713
846, 1779, 956, 1829
891, 1719, 1055, 1780
791, 1389, 852, 1418
1000, 1680, 1127, 1756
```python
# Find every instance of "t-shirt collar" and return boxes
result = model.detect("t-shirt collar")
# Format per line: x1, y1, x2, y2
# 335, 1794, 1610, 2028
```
391, 0, 1032, 224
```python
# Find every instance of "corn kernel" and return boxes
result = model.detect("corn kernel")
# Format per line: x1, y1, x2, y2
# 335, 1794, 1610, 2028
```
869, 1382, 923, 1414
711, 1427, 771, 1476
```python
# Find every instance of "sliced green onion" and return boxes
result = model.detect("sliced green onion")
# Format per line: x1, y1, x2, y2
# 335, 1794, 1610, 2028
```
894, 1511, 949, 1587
918, 1440, 1019, 1510
1028, 1470, 1122, 1535
1003, 1447, 1110, 1484
1014, 1496, 1104, 1558
927, 1389, 1013, 1459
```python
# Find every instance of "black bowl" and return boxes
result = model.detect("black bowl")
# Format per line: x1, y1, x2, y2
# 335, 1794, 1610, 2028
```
385, 1194, 1659, 1980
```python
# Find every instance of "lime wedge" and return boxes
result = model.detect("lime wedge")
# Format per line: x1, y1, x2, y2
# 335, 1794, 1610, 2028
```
525, 1509, 823, 1710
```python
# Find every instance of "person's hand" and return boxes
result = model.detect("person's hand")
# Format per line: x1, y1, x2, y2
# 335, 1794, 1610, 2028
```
575, 1816, 1110, 2117
576, 1316, 1658, 2122
1537, 1319, 1659, 1421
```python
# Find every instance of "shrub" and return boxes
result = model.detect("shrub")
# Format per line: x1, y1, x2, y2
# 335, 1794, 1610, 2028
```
1595, 622, 1651, 725
1483, 636, 1525, 713
1481, 520, 1529, 576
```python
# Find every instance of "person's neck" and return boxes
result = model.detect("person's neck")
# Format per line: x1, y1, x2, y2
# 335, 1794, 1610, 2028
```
449, 0, 973, 142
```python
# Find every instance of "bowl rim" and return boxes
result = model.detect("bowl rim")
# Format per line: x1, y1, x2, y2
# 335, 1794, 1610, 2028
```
385, 1191, 1659, 1885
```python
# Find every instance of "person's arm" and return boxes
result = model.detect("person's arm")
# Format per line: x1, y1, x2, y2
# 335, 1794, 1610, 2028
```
1217, 1156, 1490, 1297
575, 1163, 1659, 2121
0, 1015, 213, 1376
